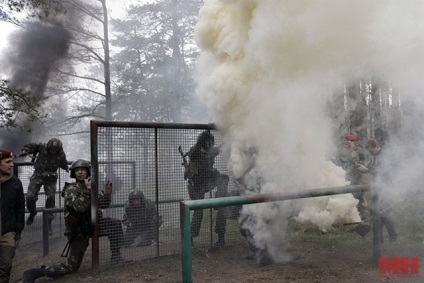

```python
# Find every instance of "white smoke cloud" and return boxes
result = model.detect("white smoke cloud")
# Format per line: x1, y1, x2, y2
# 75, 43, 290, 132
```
195, 0, 424, 262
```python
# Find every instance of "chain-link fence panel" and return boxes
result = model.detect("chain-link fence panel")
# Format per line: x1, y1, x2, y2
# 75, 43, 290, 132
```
92, 122, 243, 270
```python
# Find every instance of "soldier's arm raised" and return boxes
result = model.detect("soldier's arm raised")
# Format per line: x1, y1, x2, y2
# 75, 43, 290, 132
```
99, 181, 112, 209
60, 153, 70, 172
20, 143, 39, 156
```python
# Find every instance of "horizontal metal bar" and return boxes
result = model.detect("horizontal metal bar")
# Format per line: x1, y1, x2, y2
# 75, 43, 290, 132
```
91, 120, 216, 130
184, 185, 370, 210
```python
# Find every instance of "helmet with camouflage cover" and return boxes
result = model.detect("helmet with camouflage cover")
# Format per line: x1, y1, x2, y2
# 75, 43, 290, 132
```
47, 138, 63, 154
128, 190, 144, 200
70, 159, 91, 178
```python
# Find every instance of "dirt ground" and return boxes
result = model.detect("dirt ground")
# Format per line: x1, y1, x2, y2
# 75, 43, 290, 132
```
10, 233, 424, 283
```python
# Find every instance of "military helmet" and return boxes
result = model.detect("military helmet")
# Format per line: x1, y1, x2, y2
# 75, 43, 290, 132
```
70, 159, 91, 178
128, 190, 144, 200
197, 130, 214, 147
47, 138, 63, 153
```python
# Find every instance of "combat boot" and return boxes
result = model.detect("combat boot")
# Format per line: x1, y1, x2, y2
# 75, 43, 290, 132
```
354, 222, 371, 237
26, 201, 37, 226
257, 255, 274, 267
26, 213, 36, 226
257, 250, 274, 267
23, 266, 47, 283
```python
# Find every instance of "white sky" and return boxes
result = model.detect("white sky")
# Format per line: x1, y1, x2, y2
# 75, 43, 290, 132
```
0, 21, 15, 54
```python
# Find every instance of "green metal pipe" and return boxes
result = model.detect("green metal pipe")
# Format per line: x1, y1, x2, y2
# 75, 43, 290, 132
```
185, 185, 369, 210
181, 203, 192, 283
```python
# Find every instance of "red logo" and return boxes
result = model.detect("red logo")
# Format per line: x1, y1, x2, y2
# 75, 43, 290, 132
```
378, 257, 419, 277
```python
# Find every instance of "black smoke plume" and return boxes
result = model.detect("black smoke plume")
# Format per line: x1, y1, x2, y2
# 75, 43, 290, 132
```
8, 20, 72, 94
1, 20, 72, 152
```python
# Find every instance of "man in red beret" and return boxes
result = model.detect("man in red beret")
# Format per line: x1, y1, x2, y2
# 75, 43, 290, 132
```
0, 149, 25, 282
344, 134, 358, 141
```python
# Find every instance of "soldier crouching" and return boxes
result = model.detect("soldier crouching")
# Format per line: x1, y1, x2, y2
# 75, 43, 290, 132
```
122, 190, 163, 247
23, 159, 124, 283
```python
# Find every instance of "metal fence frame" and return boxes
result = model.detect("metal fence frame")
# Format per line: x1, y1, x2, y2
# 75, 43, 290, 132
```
90, 120, 218, 272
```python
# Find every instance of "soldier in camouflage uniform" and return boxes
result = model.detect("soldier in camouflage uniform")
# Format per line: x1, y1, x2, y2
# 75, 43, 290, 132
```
233, 170, 274, 266
182, 130, 229, 247
22, 159, 124, 283
20, 138, 69, 235
332, 134, 371, 236
332, 134, 370, 220
122, 190, 163, 247
356, 139, 398, 242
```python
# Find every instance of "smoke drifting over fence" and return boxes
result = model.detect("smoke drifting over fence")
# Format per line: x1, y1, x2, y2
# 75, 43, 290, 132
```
195, 0, 424, 263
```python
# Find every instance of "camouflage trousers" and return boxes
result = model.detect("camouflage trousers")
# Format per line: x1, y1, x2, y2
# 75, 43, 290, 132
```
98, 217, 124, 254
124, 219, 162, 247
26, 172, 58, 217
0, 232, 16, 283
46, 217, 124, 277
46, 232, 90, 276
239, 215, 273, 266
352, 191, 370, 221
189, 172, 229, 238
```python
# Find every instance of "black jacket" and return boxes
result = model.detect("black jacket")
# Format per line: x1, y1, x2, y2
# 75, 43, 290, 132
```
1, 175, 25, 239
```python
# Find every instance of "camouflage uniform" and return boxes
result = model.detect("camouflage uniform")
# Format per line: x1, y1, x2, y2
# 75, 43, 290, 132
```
334, 144, 370, 220
42, 182, 122, 277
23, 159, 123, 282
185, 131, 229, 246
228, 178, 274, 266
364, 142, 398, 242
122, 191, 163, 247
239, 214, 274, 266
22, 138, 68, 228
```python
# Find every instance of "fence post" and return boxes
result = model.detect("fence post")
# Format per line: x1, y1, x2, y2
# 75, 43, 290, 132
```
181, 202, 193, 283
42, 210, 49, 256
372, 188, 381, 263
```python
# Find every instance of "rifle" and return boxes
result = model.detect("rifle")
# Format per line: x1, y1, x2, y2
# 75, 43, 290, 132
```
178, 146, 190, 180
61, 240, 71, 257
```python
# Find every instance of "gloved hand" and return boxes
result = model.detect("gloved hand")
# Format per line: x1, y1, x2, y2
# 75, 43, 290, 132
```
20, 149, 28, 157
104, 181, 113, 196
